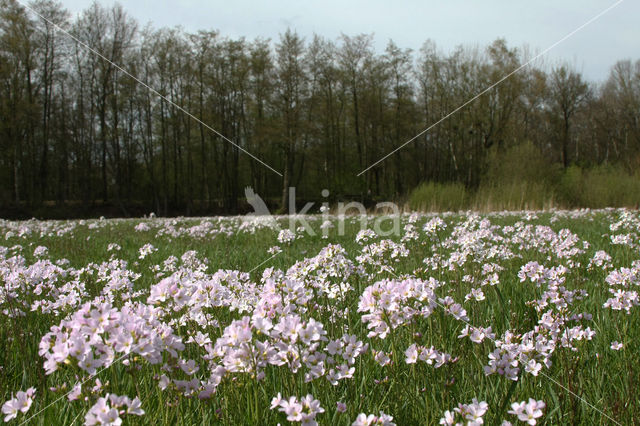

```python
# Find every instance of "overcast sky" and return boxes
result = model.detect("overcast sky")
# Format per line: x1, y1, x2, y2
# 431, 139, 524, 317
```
58, 0, 637, 82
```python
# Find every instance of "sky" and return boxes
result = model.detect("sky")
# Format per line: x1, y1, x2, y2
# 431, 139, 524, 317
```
58, 0, 637, 82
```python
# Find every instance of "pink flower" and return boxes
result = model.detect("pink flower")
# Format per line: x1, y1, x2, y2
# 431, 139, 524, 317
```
270, 393, 283, 410
180, 359, 199, 375
610, 341, 623, 350
2, 387, 35, 422
405, 344, 418, 364
68, 383, 82, 401
126, 397, 145, 416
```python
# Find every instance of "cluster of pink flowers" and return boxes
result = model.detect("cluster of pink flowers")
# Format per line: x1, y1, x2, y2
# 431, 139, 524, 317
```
39, 301, 184, 376
439, 398, 488, 425
0, 249, 88, 317
422, 216, 447, 236
356, 229, 378, 244
278, 229, 297, 245
458, 324, 495, 344
138, 243, 157, 259
608, 210, 640, 250
286, 244, 361, 300
199, 312, 367, 389
404, 343, 454, 367
352, 411, 395, 426
270, 394, 325, 425
603, 261, 640, 313
1, 208, 637, 424
148, 266, 258, 325
356, 239, 409, 277
84, 393, 144, 425
588, 250, 613, 270
95, 259, 141, 302
358, 278, 440, 339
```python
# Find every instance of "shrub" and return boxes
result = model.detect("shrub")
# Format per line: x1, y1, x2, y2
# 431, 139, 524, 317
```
557, 166, 584, 207
475, 142, 559, 210
473, 181, 555, 211
407, 182, 468, 212
559, 165, 640, 208
483, 142, 561, 189
407, 143, 640, 212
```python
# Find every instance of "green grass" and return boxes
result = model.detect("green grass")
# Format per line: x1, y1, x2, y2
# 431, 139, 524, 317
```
1, 211, 639, 425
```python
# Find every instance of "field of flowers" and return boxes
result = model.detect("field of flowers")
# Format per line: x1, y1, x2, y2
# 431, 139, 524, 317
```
1, 209, 639, 425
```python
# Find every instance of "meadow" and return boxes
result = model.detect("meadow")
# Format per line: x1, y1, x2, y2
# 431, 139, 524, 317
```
0, 209, 639, 425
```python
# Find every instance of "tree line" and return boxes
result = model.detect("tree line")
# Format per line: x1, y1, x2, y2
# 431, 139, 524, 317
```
1, 0, 639, 217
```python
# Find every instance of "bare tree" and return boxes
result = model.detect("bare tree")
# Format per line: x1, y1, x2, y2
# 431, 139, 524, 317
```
548, 65, 590, 168
275, 29, 307, 210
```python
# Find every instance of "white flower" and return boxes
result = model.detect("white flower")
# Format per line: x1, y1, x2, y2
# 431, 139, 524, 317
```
508, 399, 545, 425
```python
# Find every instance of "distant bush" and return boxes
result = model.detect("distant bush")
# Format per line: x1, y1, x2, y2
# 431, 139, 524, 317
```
483, 142, 560, 188
559, 165, 640, 208
407, 142, 640, 212
474, 142, 559, 210
557, 165, 584, 207
408, 182, 468, 212
473, 181, 555, 211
